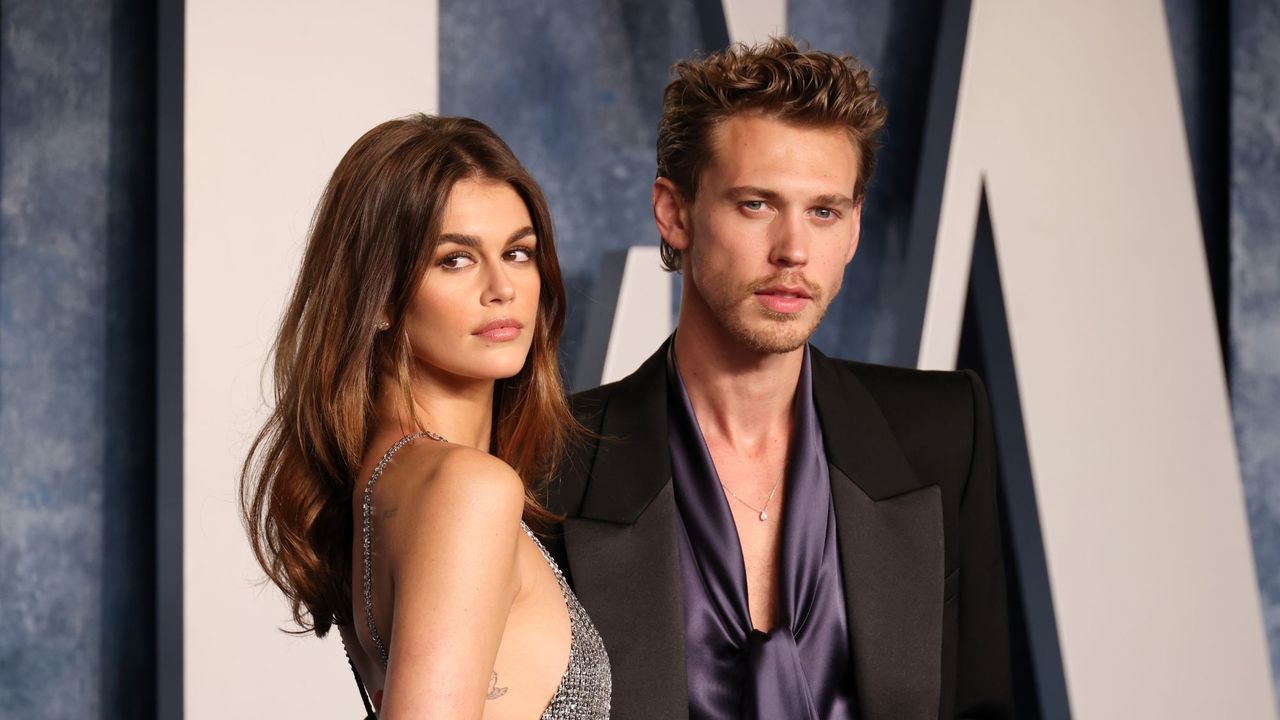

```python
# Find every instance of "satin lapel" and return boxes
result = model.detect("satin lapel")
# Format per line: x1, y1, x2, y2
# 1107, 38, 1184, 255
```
831, 465, 944, 720
563, 340, 688, 720
810, 346, 924, 502
810, 348, 944, 719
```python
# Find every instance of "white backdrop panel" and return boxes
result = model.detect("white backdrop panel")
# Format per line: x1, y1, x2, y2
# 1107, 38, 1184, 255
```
919, 1, 1275, 717
184, 1, 438, 716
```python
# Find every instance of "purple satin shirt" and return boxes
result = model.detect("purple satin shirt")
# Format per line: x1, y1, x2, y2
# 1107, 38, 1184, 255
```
668, 345, 858, 720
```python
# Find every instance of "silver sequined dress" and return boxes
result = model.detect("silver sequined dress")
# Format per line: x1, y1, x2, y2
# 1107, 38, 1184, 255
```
362, 433, 612, 719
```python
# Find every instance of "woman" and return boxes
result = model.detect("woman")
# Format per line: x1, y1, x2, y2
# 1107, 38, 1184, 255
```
241, 115, 611, 719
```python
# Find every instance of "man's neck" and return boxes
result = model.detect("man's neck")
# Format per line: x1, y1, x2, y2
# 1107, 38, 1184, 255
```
672, 309, 804, 455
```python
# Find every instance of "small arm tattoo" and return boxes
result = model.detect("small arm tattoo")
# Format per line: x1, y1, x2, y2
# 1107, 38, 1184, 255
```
487, 672, 508, 700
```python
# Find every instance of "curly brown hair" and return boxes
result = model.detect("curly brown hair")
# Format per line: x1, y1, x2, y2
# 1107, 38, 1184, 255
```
655, 36, 887, 271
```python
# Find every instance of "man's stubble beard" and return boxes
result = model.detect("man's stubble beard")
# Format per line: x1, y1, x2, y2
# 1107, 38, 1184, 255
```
737, 304, 828, 354
688, 249, 836, 356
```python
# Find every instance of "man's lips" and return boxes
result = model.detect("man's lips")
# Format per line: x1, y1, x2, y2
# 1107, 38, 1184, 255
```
755, 285, 811, 299
472, 318, 524, 341
754, 285, 812, 314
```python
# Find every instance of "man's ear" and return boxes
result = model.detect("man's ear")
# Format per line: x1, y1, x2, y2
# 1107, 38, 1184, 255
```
845, 201, 863, 265
653, 177, 692, 252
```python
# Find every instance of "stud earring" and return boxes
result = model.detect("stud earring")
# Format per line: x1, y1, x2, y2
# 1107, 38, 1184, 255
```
375, 320, 390, 331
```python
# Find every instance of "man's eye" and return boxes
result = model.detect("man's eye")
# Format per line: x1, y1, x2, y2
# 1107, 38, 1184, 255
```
439, 252, 475, 269
813, 208, 836, 220
742, 201, 767, 212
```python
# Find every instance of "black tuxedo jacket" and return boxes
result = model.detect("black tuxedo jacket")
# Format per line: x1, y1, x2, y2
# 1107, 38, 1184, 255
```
544, 340, 1013, 719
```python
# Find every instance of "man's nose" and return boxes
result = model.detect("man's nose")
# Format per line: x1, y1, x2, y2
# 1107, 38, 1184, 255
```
768, 213, 809, 268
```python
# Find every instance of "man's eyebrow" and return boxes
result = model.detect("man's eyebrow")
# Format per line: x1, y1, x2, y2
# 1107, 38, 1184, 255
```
813, 193, 856, 209
726, 186, 783, 202
437, 226, 535, 248
725, 187, 855, 209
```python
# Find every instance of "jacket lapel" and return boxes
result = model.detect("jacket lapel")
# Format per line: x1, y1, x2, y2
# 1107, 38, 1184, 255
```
563, 341, 689, 720
565, 344, 944, 719
812, 348, 945, 720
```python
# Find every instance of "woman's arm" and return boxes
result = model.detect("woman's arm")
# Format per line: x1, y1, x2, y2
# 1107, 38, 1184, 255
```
377, 447, 525, 720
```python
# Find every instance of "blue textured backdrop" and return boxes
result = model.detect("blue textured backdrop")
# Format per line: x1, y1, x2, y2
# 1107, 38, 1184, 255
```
440, 0, 710, 385
788, 0, 943, 366
1231, 0, 1280, 710
0, 1, 1277, 717
0, 0, 155, 717
440, 0, 948, 380
439, 1, 1280, 716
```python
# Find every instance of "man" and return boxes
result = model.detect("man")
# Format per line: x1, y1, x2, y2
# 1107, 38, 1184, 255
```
548, 38, 1012, 719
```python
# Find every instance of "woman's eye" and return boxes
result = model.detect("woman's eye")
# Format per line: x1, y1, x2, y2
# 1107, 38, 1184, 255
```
506, 246, 536, 263
439, 252, 475, 270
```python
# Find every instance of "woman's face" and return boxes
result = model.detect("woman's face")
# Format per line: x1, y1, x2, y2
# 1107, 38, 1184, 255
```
402, 178, 542, 384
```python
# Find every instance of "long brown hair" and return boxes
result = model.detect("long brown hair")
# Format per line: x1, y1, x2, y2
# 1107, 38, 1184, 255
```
241, 115, 576, 637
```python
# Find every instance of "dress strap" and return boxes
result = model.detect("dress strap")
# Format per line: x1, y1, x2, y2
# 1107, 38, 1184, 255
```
342, 638, 377, 719
361, 431, 446, 667
519, 521, 568, 587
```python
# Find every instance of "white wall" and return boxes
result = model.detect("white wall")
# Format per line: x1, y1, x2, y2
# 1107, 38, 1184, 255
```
722, 0, 787, 46
919, 1, 1276, 716
184, 2, 437, 716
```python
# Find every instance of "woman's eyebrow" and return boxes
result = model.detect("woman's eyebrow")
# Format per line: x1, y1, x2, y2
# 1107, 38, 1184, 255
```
438, 233, 481, 248
506, 226, 535, 244
437, 226, 535, 248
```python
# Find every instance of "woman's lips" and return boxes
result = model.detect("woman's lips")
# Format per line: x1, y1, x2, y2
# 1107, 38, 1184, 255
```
754, 286, 811, 314
472, 318, 524, 342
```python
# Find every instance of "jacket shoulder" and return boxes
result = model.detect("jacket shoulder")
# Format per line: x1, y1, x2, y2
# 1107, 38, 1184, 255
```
568, 380, 620, 435
832, 357, 979, 416
549, 379, 628, 517
816, 353, 985, 487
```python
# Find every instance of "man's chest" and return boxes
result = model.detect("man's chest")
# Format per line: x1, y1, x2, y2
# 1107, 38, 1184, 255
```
705, 443, 789, 631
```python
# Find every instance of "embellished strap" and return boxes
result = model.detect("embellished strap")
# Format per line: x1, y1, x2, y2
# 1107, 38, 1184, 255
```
361, 431, 446, 667
520, 521, 569, 588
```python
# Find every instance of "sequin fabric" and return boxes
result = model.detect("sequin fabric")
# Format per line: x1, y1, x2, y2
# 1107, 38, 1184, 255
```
362, 433, 612, 719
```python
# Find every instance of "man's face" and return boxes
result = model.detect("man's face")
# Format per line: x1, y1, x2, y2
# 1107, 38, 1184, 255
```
674, 114, 862, 354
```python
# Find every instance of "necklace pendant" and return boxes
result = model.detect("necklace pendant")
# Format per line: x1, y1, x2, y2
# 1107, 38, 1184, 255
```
759, 511, 768, 521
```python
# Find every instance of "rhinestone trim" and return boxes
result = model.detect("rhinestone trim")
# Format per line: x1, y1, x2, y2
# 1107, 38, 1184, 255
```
359, 433, 611, 718
361, 431, 443, 666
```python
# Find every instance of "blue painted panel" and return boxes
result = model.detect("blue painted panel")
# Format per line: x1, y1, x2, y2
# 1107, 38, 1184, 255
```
789, 0, 945, 364
0, 1, 155, 717
1, 2, 111, 714
0, 1, 1273, 717
1232, 0, 1280, 710
441, 0, 712, 381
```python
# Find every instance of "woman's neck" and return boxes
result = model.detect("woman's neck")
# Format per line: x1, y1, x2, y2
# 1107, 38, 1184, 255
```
375, 365, 496, 452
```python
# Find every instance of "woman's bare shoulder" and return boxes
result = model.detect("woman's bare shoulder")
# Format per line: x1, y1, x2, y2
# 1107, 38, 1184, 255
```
373, 439, 525, 557
381, 439, 522, 502
366, 440, 528, 716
